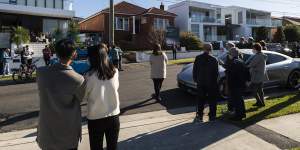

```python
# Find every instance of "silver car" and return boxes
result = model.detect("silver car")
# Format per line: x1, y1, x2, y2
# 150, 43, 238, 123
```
177, 49, 300, 97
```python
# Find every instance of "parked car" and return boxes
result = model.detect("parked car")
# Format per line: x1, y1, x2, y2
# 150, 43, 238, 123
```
267, 43, 293, 57
50, 48, 90, 75
177, 49, 300, 98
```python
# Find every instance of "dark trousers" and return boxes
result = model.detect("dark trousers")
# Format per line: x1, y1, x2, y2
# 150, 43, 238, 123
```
44, 57, 50, 66
172, 50, 177, 60
229, 87, 246, 117
250, 83, 265, 105
118, 57, 123, 70
196, 85, 217, 118
88, 115, 120, 150
0, 61, 3, 75
152, 78, 164, 97
112, 60, 119, 69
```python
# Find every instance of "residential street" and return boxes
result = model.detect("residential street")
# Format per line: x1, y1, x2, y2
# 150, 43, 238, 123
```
0, 64, 195, 132
0, 63, 295, 133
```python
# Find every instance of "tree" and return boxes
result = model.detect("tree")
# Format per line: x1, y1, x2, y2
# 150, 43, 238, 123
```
147, 29, 166, 48
272, 27, 286, 43
11, 26, 30, 48
284, 25, 300, 42
53, 28, 63, 42
180, 32, 202, 50
254, 26, 269, 42
67, 20, 80, 43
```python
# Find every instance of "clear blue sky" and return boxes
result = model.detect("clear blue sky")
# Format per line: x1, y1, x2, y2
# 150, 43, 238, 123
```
74, 0, 300, 18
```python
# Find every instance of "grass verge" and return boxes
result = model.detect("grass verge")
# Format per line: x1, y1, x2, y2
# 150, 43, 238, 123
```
216, 92, 300, 127
168, 58, 195, 65
0, 73, 36, 82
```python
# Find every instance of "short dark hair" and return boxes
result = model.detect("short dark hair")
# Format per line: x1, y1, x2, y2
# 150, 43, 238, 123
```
253, 43, 262, 52
55, 39, 76, 60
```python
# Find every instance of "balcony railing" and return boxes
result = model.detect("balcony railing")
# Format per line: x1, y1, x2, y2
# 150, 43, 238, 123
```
271, 20, 283, 27
204, 35, 227, 42
246, 18, 272, 26
191, 16, 224, 24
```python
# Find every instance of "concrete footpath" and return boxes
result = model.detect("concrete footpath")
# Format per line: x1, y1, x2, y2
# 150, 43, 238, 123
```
0, 107, 299, 150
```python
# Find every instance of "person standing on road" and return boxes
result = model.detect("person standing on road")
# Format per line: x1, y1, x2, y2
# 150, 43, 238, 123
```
246, 37, 255, 49
2, 48, 11, 76
36, 39, 85, 150
0, 49, 4, 75
248, 43, 268, 107
84, 44, 120, 150
260, 40, 267, 50
172, 42, 177, 60
109, 45, 120, 69
226, 48, 250, 121
42, 45, 52, 66
117, 46, 124, 71
236, 37, 247, 49
25, 45, 33, 67
193, 44, 219, 122
150, 43, 168, 102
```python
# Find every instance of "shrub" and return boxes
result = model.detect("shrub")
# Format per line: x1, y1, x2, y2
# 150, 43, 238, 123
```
273, 27, 286, 43
254, 26, 269, 42
180, 32, 203, 50
284, 25, 300, 42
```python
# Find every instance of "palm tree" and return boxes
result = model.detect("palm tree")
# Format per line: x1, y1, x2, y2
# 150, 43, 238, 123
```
11, 26, 30, 48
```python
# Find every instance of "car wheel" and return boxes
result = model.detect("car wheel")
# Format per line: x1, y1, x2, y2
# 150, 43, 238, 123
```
219, 78, 229, 99
288, 70, 300, 89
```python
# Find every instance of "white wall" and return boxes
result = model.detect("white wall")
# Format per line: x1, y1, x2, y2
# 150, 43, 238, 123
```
168, 1, 190, 32
0, 3, 74, 18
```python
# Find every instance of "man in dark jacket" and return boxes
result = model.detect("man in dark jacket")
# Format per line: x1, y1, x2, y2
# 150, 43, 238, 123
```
193, 44, 219, 122
226, 48, 249, 121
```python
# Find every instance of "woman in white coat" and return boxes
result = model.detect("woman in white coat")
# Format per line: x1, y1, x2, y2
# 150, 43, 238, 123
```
84, 44, 120, 150
150, 44, 168, 101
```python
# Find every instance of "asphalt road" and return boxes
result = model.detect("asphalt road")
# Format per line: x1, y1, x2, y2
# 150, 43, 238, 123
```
0, 63, 294, 132
0, 64, 197, 132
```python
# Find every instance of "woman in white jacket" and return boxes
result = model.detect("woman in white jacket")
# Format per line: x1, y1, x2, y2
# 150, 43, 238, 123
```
150, 44, 168, 101
85, 44, 120, 150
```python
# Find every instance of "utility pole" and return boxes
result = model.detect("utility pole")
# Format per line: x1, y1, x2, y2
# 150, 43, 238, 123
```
109, 0, 114, 46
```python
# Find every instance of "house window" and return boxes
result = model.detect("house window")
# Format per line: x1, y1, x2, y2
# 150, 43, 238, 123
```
115, 17, 129, 31
191, 24, 199, 38
9, 0, 16, 4
154, 18, 169, 30
238, 11, 243, 24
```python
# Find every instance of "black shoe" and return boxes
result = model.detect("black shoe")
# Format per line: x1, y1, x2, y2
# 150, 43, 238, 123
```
229, 116, 243, 121
209, 116, 217, 122
193, 116, 203, 124
156, 96, 162, 102
253, 103, 265, 107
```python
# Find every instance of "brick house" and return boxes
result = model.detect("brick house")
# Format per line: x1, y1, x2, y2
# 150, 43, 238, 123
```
79, 1, 176, 49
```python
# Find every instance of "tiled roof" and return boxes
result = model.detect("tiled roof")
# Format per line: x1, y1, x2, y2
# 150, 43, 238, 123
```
102, 1, 147, 15
144, 7, 177, 17
80, 1, 176, 23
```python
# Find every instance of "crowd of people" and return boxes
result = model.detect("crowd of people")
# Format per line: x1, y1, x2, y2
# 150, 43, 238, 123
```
36, 39, 167, 150
193, 41, 268, 122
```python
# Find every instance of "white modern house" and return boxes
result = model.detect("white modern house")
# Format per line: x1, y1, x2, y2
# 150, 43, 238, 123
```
168, 1, 282, 42
0, 0, 75, 48
222, 6, 282, 40
168, 1, 226, 42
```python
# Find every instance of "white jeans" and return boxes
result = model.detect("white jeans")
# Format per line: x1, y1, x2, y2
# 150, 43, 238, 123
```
3, 62, 10, 75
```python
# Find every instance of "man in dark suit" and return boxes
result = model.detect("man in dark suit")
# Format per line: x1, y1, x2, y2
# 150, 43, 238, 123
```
193, 44, 219, 122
